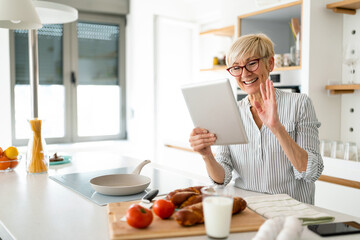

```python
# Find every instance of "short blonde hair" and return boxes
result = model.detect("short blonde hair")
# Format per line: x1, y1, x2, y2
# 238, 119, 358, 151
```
226, 33, 274, 67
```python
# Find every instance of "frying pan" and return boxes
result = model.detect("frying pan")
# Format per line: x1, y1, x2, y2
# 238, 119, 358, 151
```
89, 160, 151, 196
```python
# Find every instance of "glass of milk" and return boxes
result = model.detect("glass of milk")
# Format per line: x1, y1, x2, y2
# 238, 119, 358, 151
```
201, 186, 234, 238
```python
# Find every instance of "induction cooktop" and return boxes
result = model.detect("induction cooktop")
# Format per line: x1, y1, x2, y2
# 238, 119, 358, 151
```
49, 166, 208, 206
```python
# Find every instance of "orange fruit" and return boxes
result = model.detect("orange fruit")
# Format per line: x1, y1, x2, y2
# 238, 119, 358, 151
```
4, 146, 18, 160
0, 147, 3, 155
0, 155, 10, 170
10, 158, 19, 168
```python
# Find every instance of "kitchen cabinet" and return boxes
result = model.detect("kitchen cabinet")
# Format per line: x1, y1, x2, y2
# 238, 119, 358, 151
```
315, 180, 360, 218
199, 1, 303, 85
326, 0, 360, 15
200, 1, 303, 73
315, 157, 360, 218
199, 25, 234, 72
237, 0, 302, 71
322, 0, 360, 151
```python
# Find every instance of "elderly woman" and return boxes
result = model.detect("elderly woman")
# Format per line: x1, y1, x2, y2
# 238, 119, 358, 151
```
189, 33, 323, 204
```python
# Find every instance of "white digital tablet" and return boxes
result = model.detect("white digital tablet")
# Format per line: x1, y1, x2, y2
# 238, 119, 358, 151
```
181, 79, 248, 145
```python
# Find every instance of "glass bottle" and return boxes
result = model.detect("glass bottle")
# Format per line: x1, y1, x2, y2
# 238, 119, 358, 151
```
26, 118, 48, 174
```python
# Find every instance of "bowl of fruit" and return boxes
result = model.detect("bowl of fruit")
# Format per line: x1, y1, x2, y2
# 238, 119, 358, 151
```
0, 146, 21, 172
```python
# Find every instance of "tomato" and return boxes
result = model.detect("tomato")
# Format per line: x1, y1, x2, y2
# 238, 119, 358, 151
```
126, 204, 153, 228
152, 199, 175, 219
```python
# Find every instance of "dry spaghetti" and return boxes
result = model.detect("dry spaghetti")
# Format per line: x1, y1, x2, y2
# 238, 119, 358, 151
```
27, 119, 47, 173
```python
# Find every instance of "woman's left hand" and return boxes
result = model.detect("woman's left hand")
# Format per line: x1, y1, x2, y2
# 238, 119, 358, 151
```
254, 79, 282, 131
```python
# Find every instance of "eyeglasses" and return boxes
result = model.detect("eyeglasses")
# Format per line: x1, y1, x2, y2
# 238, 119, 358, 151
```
226, 57, 266, 77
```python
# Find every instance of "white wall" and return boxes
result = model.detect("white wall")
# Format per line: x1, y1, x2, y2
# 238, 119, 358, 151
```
125, 0, 201, 160
302, 0, 343, 142
0, 29, 12, 147
341, 12, 360, 148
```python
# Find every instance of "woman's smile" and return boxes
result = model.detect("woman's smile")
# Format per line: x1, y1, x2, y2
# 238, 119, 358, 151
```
243, 77, 259, 85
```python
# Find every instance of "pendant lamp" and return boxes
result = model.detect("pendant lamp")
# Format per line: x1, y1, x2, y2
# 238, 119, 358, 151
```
33, 1, 78, 24
0, 0, 42, 29
29, 1, 78, 118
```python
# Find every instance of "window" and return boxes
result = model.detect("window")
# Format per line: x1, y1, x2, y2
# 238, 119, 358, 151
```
10, 13, 126, 145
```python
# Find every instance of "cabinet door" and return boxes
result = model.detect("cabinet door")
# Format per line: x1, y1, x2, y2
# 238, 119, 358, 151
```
315, 181, 360, 218
238, 2, 302, 68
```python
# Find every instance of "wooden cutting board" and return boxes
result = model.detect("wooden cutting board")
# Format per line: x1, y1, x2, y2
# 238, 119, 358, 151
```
107, 200, 265, 239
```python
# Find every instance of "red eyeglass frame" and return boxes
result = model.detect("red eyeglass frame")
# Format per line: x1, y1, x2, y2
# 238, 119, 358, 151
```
226, 56, 266, 77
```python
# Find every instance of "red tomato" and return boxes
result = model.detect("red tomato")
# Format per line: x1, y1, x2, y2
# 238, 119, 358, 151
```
126, 204, 153, 228
152, 199, 175, 219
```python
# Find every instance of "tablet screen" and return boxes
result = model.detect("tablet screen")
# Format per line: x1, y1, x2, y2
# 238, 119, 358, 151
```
181, 79, 248, 145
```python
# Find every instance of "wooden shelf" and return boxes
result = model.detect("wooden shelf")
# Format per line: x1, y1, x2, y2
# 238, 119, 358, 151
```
200, 65, 301, 72
164, 144, 195, 153
319, 175, 360, 189
200, 25, 234, 37
326, 0, 360, 15
237, 0, 302, 19
200, 65, 227, 72
274, 65, 301, 72
325, 84, 360, 94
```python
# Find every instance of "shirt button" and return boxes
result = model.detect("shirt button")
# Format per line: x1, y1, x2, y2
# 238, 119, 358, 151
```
258, 144, 261, 148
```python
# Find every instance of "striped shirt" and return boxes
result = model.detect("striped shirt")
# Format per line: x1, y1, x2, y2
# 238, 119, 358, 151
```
213, 89, 324, 204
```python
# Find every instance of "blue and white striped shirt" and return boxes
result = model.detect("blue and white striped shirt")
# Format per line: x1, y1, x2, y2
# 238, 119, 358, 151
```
214, 89, 324, 204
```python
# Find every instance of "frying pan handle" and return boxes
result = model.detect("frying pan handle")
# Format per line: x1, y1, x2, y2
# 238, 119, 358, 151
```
132, 159, 151, 175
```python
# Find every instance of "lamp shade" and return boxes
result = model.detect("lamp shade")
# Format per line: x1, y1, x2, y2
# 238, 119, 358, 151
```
33, 1, 78, 24
0, 0, 42, 29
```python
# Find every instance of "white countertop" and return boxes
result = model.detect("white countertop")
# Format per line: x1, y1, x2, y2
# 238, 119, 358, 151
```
1, 151, 360, 240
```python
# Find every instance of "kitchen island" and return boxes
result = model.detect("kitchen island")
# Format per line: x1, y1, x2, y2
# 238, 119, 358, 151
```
1, 151, 360, 240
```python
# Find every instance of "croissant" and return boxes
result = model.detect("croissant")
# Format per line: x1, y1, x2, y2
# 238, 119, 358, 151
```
166, 191, 203, 208
166, 186, 204, 199
166, 186, 204, 208
174, 197, 247, 226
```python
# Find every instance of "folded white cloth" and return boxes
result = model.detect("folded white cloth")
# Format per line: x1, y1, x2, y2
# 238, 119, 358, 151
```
244, 194, 334, 225
252, 216, 303, 240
